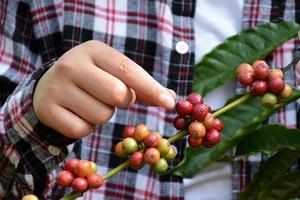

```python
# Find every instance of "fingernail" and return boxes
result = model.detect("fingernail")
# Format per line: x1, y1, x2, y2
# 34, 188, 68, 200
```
158, 92, 175, 109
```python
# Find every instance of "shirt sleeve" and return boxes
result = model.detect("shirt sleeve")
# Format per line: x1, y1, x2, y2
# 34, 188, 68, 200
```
0, 1, 75, 199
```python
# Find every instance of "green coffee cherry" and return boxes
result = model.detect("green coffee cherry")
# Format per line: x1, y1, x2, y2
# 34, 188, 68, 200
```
151, 158, 168, 174
157, 138, 171, 156
122, 137, 138, 155
164, 146, 177, 161
261, 92, 277, 108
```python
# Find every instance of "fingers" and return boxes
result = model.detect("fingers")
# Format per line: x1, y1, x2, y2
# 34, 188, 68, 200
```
39, 104, 95, 139
83, 41, 176, 109
60, 84, 115, 125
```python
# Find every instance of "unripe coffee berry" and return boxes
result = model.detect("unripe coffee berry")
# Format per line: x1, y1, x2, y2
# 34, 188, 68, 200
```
236, 63, 254, 76
250, 80, 267, 96
151, 131, 162, 139
134, 124, 149, 143
188, 136, 202, 148
144, 134, 159, 148
252, 60, 270, 80
90, 161, 97, 174
175, 99, 193, 116
72, 177, 88, 192
192, 103, 209, 121
268, 77, 285, 94
144, 148, 160, 165
123, 126, 135, 138
22, 195, 39, 200
188, 121, 206, 139
164, 146, 177, 161
130, 151, 145, 170
186, 93, 203, 105
280, 84, 292, 98
115, 141, 125, 157
157, 138, 171, 156
122, 137, 138, 155
269, 69, 283, 80
261, 92, 277, 108
204, 129, 221, 146
173, 116, 188, 130
151, 158, 168, 174
57, 170, 74, 188
238, 72, 254, 86
203, 113, 215, 130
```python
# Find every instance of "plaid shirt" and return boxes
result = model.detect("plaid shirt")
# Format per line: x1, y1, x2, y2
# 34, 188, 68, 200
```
0, 0, 299, 199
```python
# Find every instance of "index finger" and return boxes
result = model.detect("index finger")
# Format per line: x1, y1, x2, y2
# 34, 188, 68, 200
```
84, 40, 176, 109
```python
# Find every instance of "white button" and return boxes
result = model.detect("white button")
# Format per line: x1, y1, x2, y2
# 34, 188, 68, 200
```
48, 145, 61, 156
175, 41, 189, 54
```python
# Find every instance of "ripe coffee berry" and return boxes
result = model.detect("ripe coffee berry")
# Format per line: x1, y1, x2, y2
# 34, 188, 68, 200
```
57, 170, 74, 188
74, 160, 92, 178
122, 137, 138, 155
134, 124, 149, 142
64, 158, 79, 174
115, 141, 125, 157
130, 151, 145, 170
175, 99, 193, 116
72, 177, 88, 192
123, 126, 135, 138
212, 118, 224, 132
188, 136, 202, 148
238, 72, 254, 86
204, 129, 221, 146
157, 138, 171, 156
203, 113, 215, 130
202, 138, 214, 148
236, 63, 254, 76
268, 77, 285, 94
250, 80, 267, 96
144, 134, 159, 148
151, 158, 168, 174
269, 69, 283, 80
192, 103, 209, 121
186, 93, 203, 105
261, 92, 277, 108
188, 121, 206, 139
144, 148, 160, 165
173, 116, 188, 130
252, 60, 270, 80
87, 174, 104, 189
280, 84, 292, 98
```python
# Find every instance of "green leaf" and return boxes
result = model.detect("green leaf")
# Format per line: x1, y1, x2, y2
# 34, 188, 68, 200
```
193, 21, 300, 96
236, 125, 300, 156
169, 90, 300, 177
258, 171, 300, 200
240, 149, 300, 200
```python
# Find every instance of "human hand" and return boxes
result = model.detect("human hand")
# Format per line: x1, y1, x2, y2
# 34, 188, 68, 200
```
33, 40, 176, 139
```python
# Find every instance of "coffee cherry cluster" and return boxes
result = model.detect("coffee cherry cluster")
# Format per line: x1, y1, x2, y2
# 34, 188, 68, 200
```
236, 60, 293, 107
56, 158, 104, 192
115, 124, 177, 174
173, 93, 224, 149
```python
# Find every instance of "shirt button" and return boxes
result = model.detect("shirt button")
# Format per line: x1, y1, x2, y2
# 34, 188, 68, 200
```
175, 41, 189, 54
48, 145, 61, 156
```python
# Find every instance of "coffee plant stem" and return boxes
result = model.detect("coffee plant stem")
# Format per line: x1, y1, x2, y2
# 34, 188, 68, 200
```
102, 160, 130, 180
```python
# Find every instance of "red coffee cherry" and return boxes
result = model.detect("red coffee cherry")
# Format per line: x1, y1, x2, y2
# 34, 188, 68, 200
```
173, 116, 188, 130
130, 151, 145, 170
74, 160, 92, 178
188, 136, 202, 148
252, 60, 270, 80
175, 99, 193, 116
269, 69, 283, 80
192, 103, 209, 122
212, 118, 224, 132
203, 113, 215, 130
144, 134, 159, 148
144, 148, 160, 165
186, 93, 203, 105
64, 158, 79, 174
204, 129, 221, 146
72, 177, 88, 192
202, 138, 214, 148
250, 80, 267, 96
236, 63, 254, 76
268, 77, 285, 94
56, 170, 74, 188
188, 121, 206, 139
123, 126, 135, 138
115, 141, 125, 157
238, 72, 254, 86
87, 174, 104, 189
